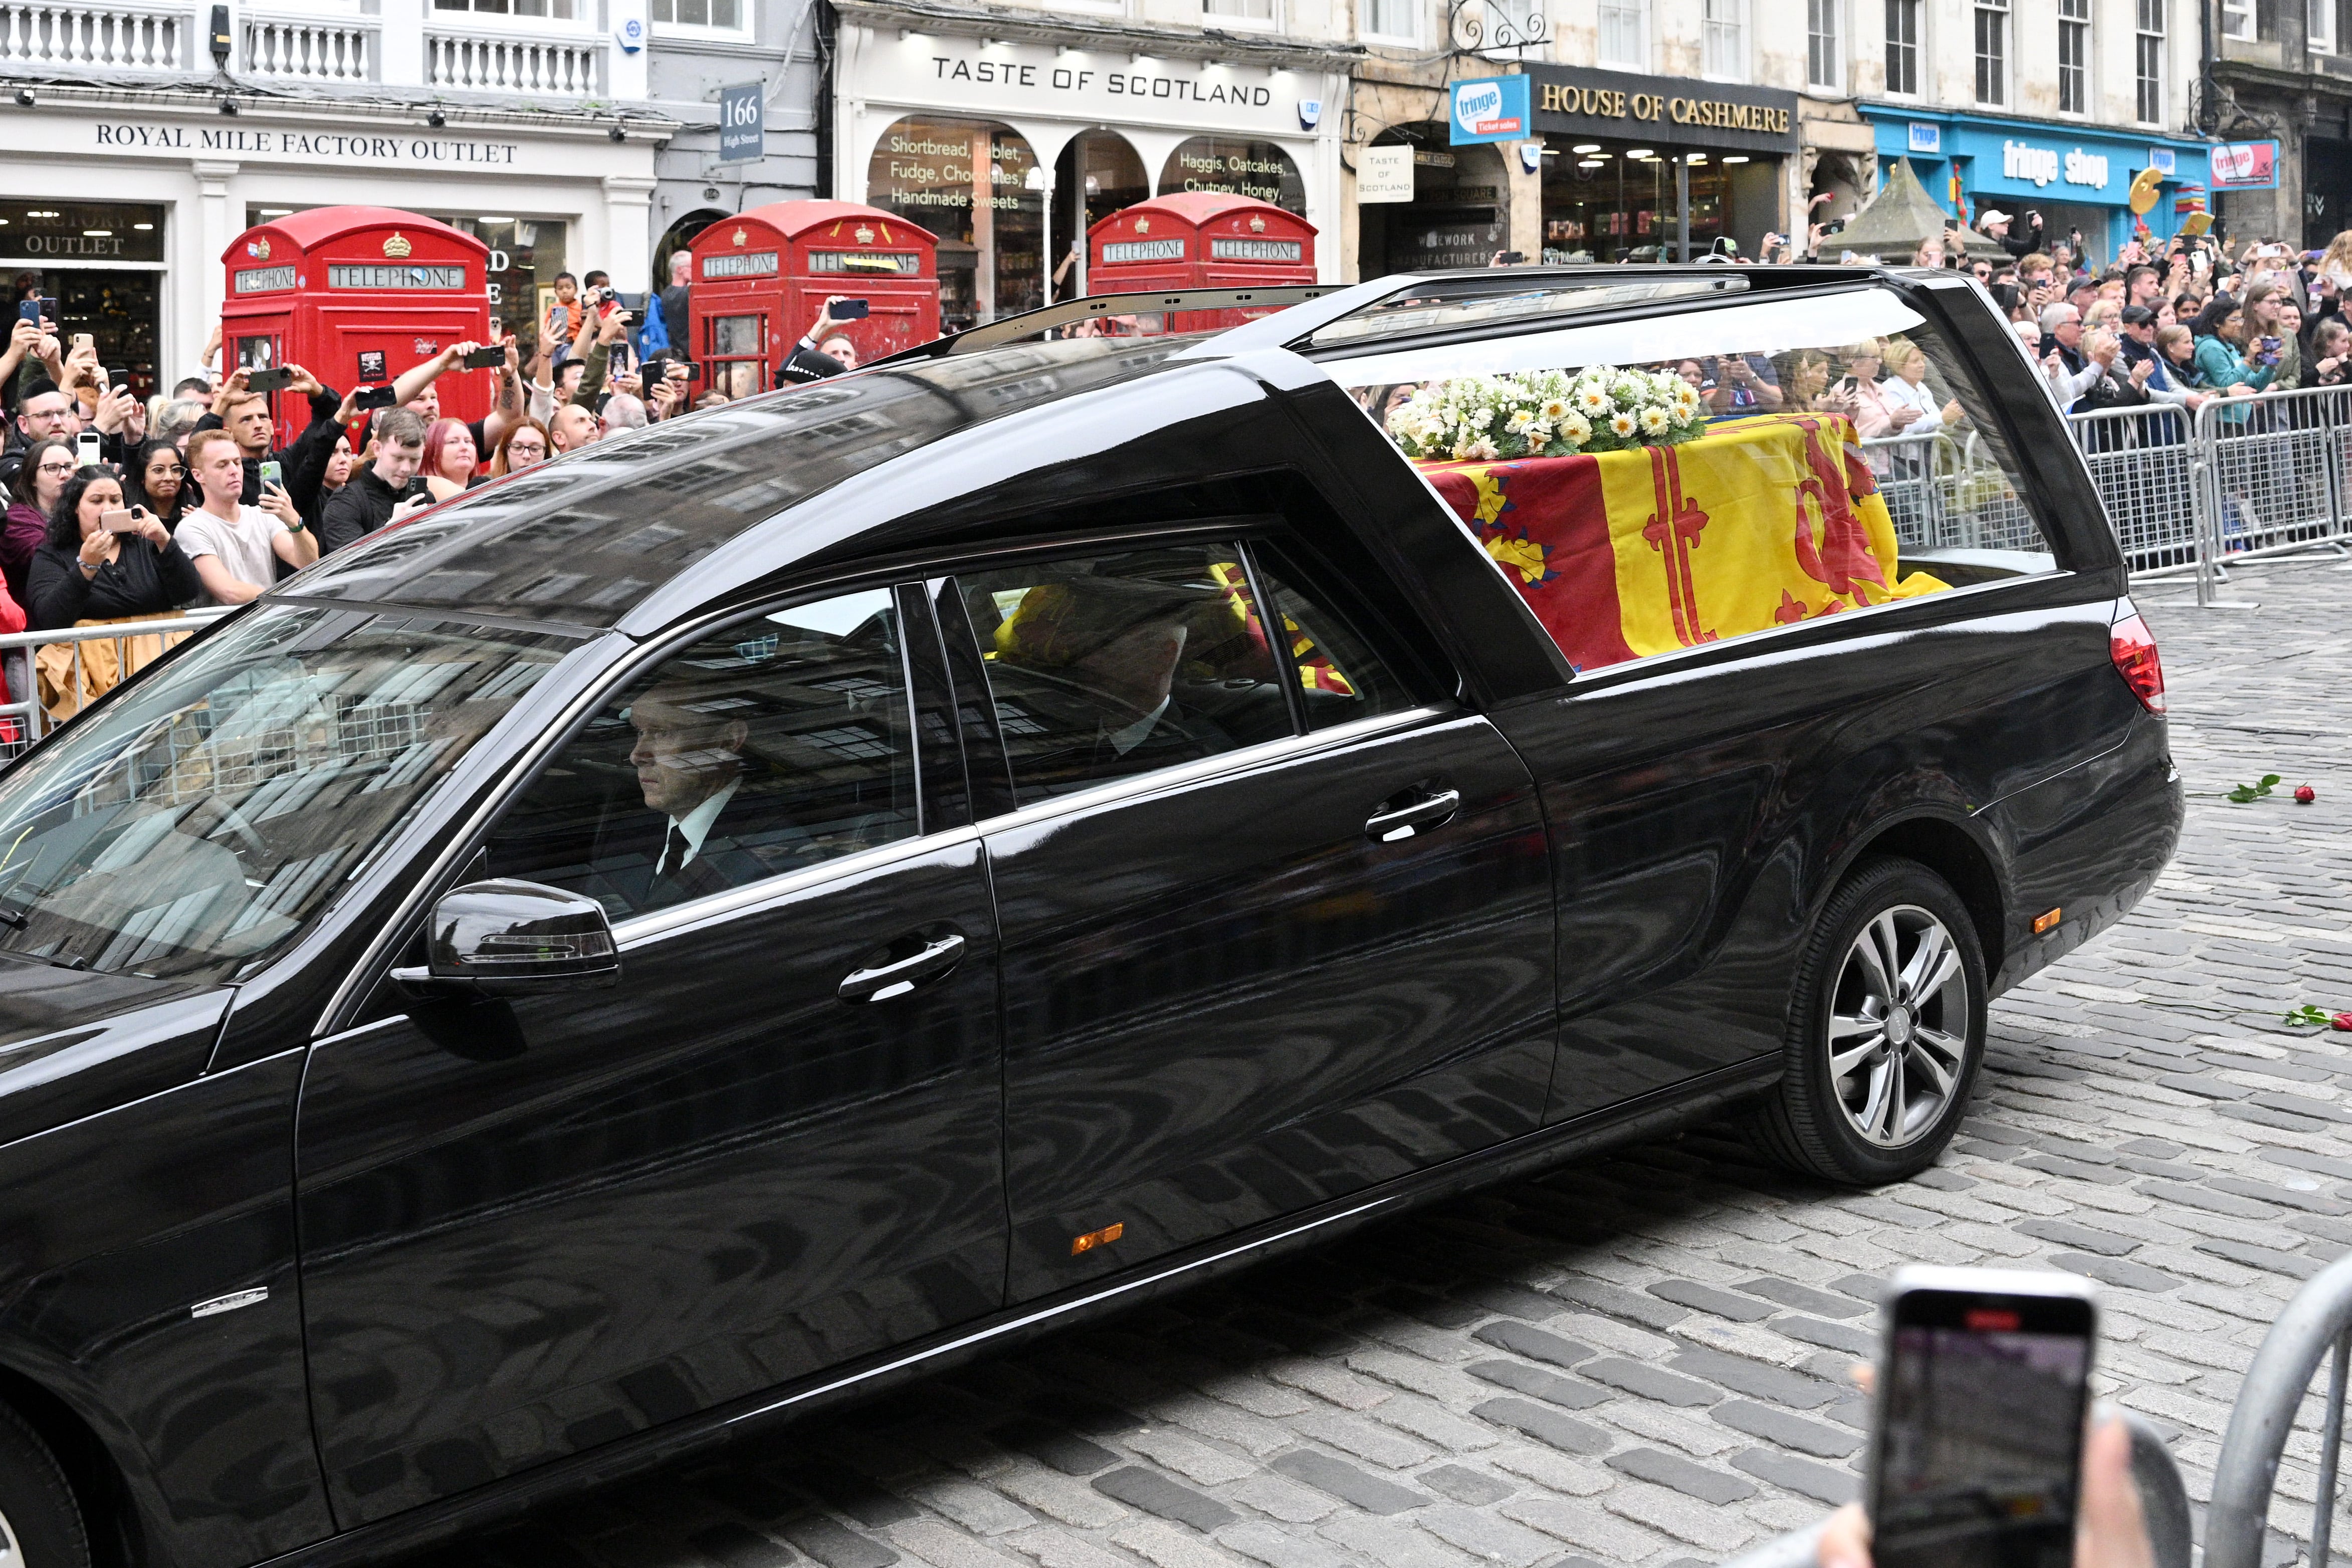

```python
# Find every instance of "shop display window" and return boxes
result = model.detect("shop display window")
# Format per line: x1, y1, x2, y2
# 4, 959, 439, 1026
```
1, 201, 166, 401
1158, 138, 1306, 214
868, 115, 1044, 333
1541, 138, 1748, 263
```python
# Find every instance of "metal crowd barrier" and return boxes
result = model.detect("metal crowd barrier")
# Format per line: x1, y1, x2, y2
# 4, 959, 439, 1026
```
2061, 384, 2352, 603
0, 611, 230, 763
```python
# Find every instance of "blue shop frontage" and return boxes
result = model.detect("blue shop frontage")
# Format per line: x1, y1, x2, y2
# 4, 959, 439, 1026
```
1859, 107, 2211, 257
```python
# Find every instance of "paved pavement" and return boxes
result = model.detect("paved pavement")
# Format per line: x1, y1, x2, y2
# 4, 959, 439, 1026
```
417, 559, 2352, 1568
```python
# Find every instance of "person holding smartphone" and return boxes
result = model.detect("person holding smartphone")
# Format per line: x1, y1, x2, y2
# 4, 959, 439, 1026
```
778, 296, 862, 385
176, 428, 315, 603
24, 464, 198, 720
319, 408, 434, 555
28, 465, 198, 631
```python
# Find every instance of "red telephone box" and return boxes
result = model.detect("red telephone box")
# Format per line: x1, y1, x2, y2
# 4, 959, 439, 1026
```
1086, 193, 1318, 332
687, 201, 939, 397
221, 207, 492, 442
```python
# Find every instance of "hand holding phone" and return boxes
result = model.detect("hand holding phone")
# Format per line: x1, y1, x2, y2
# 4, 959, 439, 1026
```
461, 344, 506, 369
1867, 1266, 2095, 1568
100, 508, 138, 534
259, 459, 283, 487
352, 384, 398, 412
247, 366, 296, 395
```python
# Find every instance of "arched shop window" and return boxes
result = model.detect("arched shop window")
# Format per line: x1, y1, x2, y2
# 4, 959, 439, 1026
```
868, 115, 1044, 332
1158, 138, 1306, 214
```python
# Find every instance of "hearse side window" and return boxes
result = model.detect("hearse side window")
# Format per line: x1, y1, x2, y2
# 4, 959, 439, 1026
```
1246, 548, 1419, 731
482, 588, 917, 922
952, 544, 1295, 809
1332, 286, 2056, 678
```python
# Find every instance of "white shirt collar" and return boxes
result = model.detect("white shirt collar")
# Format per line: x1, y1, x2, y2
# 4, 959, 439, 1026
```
668, 777, 740, 867
1108, 697, 1171, 757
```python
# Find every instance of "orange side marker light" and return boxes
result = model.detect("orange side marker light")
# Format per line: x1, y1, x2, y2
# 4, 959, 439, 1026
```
2033, 909, 2062, 935
1071, 1222, 1125, 1256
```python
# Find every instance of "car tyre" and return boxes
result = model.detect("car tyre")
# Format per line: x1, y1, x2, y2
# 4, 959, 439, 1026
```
0, 1400, 88, 1568
1747, 857, 1987, 1186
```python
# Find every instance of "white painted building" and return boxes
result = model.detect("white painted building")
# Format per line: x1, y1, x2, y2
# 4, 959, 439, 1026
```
0, 0, 829, 395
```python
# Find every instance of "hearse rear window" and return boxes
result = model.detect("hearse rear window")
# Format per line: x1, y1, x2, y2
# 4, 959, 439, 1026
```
1328, 287, 2054, 677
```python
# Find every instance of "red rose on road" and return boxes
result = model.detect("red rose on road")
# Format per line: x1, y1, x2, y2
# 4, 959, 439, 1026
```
2296, 784, 2318, 804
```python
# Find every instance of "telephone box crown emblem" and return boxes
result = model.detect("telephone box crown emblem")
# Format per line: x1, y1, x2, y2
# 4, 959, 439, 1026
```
1135, 216, 1150, 234
732, 227, 748, 246
255, 236, 271, 259
382, 232, 413, 259
1248, 214, 1266, 233
855, 225, 874, 244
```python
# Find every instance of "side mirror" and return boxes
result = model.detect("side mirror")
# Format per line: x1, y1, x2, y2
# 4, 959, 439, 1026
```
390, 878, 620, 996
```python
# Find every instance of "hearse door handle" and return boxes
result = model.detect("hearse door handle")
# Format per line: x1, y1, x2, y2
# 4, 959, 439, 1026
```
1365, 789, 1461, 843
838, 932, 967, 1003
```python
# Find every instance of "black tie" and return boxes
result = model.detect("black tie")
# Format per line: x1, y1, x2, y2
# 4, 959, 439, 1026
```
656, 824, 690, 881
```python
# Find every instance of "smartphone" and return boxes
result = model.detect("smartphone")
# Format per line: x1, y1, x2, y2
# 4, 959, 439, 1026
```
14, 300, 35, 325
39, 298, 57, 323
1867, 1266, 2096, 1568
461, 345, 506, 369
352, 384, 398, 412
69, 332, 92, 355
833, 298, 871, 320
259, 460, 283, 488
678, 362, 701, 381
100, 508, 139, 534
246, 366, 295, 394
74, 431, 100, 468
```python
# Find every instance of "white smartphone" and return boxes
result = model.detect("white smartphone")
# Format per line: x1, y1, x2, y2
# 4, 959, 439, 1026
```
1865, 1265, 2097, 1568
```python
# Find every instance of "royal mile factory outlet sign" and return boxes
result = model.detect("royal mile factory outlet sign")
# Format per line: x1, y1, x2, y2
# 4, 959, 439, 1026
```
1524, 64, 1800, 156
95, 121, 523, 165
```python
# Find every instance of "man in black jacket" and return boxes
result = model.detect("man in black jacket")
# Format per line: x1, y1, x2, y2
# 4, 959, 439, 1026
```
189, 365, 348, 515
1979, 208, 2045, 264
319, 408, 432, 555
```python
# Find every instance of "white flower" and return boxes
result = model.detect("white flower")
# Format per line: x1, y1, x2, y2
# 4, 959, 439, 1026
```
1560, 410, 1592, 444
1540, 397, 1571, 421
1609, 410, 1638, 437
1639, 405, 1671, 434
1506, 409, 1536, 433
1464, 437, 1500, 459
1576, 385, 1611, 414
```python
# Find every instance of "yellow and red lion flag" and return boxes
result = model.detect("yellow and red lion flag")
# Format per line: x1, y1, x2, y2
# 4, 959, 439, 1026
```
1421, 414, 1950, 674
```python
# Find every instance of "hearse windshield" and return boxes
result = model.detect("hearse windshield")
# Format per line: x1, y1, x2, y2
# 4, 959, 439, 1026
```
0, 604, 574, 984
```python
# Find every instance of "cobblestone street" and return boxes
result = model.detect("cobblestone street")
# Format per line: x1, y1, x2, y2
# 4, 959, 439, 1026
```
423, 558, 2352, 1568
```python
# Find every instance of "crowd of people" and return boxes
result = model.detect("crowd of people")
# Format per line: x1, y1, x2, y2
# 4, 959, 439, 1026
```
0, 219, 2339, 721
0, 266, 872, 720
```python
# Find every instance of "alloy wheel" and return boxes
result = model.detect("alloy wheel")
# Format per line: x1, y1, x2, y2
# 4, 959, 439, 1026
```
0, 1500, 21, 1568
1826, 903, 1972, 1149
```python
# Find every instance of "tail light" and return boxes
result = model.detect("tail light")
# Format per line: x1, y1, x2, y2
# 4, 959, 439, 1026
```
2110, 609, 2166, 715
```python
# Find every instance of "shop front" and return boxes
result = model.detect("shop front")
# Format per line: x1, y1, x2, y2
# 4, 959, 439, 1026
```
7, 95, 664, 378
1355, 134, 1516, 277
0, 199, 166, 402
832, 2, 1351, 332
1857, 109, 2212, 259
1526, 66, 1799, 262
